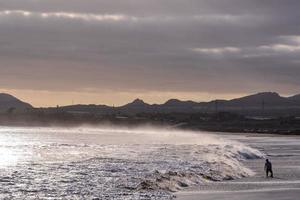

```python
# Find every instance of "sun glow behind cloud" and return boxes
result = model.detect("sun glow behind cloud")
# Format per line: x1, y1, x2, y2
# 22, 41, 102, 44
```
192, 47, 241, 54
0, 10, 257, 24
0, 1, 300, 106
259, 37, 300, 53
0, 10, 130, 22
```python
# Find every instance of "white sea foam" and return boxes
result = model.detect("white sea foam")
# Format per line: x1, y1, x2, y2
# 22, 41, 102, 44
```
0, 126, 264, 199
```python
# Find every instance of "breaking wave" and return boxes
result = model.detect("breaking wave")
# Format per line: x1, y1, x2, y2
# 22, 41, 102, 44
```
0, 126, 264, 199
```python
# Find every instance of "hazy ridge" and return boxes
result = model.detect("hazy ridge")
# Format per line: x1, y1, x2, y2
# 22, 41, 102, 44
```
2, 92, 300, 116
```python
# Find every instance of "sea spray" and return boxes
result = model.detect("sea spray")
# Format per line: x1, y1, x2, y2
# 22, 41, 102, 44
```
0, 126, 264, 199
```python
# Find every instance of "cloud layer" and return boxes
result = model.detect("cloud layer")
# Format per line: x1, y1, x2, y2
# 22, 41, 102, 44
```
0, 0, 299, 105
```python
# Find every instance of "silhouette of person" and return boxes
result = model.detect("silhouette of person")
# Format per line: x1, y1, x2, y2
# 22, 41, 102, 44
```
264, 159, 273, 178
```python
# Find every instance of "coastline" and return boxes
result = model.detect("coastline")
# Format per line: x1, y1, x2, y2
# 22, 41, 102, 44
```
176, 133, 300, 199
0, 112, 300, 135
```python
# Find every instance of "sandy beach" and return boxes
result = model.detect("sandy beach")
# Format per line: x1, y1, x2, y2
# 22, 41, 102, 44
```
177, 134, 300, 200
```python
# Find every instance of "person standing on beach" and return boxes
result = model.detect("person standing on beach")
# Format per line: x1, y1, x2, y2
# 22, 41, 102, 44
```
265, 159, 273, 178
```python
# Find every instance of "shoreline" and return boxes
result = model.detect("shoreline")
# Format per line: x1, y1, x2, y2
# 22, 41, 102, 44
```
0, 111, 299, 135
176, 133, 300, 200
0, 122, 299, 135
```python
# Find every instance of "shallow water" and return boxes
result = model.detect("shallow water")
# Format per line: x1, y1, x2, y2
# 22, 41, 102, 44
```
177, 134, 300, 200
0, 126, 263, 199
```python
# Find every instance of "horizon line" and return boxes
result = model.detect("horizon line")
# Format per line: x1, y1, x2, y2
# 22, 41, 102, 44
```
1, 91, 299, 108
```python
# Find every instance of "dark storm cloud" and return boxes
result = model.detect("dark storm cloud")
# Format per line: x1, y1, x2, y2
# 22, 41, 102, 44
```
0, 0, 299, 97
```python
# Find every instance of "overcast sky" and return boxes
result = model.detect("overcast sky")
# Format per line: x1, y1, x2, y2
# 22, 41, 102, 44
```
0, 0, 299, 106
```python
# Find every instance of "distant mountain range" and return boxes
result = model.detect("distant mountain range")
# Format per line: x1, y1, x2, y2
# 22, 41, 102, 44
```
1, 92, 300, 116
46, 92, 300, 116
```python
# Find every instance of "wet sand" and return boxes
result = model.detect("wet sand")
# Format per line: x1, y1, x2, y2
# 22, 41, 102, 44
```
177, 134, 300, 200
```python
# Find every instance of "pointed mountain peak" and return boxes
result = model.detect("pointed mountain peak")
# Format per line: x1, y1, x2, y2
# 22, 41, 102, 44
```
132, 98, 145, 104
125, 98, 149, 107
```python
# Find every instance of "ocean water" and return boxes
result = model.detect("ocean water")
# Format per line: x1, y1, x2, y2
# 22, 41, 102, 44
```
0, 126, 264, 199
